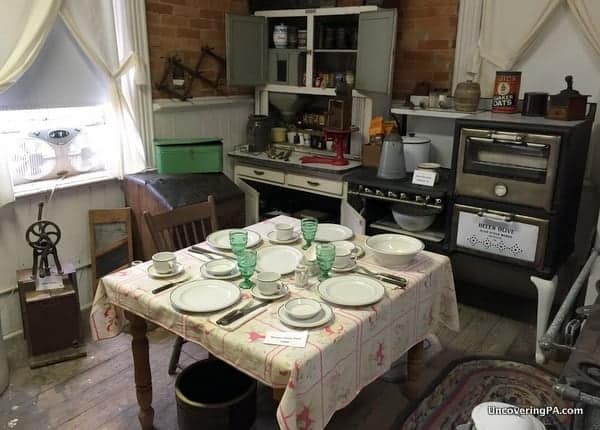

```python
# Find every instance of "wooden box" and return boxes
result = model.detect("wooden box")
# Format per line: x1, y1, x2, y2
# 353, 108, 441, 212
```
124, 172, 245, 260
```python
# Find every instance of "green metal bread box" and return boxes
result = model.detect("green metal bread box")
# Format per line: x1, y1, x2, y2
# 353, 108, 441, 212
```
155, 137, 223, 174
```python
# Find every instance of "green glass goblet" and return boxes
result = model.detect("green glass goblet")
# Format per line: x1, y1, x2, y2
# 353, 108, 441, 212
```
237, 249, 257, 289
301, 217, 318, 250
229, 230, 248, 257
316, 243, 336, 281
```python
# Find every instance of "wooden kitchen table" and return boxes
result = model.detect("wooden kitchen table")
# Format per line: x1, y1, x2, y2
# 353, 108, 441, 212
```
90, 216, 459, 430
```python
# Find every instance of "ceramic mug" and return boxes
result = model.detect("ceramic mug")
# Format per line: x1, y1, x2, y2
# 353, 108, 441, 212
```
152, 252, 177, 274
256, 272, 283, 295
334, 248, 355, 269
275, 223, 294, 241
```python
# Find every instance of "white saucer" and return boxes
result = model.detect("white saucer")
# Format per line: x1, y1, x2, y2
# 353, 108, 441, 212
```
200, 263, 240, 280
251, 283, 289, 300
277, 302, 334, 329
267, 230, 300, 244
148, 262, 185, 278
332, 262, 357, 273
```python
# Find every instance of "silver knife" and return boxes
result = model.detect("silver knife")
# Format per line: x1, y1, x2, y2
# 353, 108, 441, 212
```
189, 246, 236, 260
216, 301, 269, 326
376, 276, 407, 289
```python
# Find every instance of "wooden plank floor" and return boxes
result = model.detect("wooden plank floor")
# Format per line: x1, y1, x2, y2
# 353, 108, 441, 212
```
1, 303, 563, 430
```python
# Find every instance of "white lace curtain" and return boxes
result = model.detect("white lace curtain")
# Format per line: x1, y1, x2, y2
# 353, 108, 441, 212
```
456, 0, 600, 96
0, 0, 149, 207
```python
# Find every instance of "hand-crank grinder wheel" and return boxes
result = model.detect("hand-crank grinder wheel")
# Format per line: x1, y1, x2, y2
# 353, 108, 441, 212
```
26, 220, 61, 250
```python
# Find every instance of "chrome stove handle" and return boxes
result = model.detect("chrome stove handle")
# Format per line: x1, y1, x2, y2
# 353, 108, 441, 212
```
488, 132, 525, 142
477, 210, 513, 222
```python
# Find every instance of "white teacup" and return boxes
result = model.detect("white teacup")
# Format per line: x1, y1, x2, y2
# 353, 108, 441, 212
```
256, 271, 283, 295
152, 252, 177, 274
275, 223, 294, 241
334, 248, 355, 269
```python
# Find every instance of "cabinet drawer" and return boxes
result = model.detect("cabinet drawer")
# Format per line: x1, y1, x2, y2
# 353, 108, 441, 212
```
236, 165, 284, 184
286, 173, 343, 196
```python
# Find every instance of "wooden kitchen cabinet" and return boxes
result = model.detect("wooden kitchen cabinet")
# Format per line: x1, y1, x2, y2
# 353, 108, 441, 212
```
226, 6, 397, 95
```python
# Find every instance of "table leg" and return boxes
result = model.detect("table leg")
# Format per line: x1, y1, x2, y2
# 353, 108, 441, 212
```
404, 340, 425, 400
125, 311, 155, 429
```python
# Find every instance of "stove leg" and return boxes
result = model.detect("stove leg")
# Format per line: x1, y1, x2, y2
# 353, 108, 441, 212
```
531, 275, 558, 364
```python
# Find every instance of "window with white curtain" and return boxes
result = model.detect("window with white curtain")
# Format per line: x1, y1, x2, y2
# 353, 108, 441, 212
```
0, 18, 111, 188
0, 0, 152, 203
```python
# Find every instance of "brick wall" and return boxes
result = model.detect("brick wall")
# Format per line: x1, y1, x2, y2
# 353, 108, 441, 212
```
146, 0, 458, 99
146, 0, 250, 98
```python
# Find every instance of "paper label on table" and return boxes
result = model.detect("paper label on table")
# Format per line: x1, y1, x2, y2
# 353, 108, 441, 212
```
456, 211, 539, 262
36, 274, 64, 290
411, 169, 437, 187
264, 330, 308, 348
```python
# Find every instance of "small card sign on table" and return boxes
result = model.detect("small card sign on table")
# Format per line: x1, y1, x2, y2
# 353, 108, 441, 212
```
264, 331, 308, 348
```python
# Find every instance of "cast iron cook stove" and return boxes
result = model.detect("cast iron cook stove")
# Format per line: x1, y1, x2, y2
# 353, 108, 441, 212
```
345, 167, 453, 253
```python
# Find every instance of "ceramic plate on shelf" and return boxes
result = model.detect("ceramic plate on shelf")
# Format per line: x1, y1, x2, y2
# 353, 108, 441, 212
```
148, 262, 185, 279
318, 275, 384, 306
266, 230, 301, 244
277, 302, 334, 329
332, 240, 364, 258
256, 245, 303, 275
315, 224, 353, 242
206, 229, 262, 250
170, 279, 240, 313
200, 263, 241, 280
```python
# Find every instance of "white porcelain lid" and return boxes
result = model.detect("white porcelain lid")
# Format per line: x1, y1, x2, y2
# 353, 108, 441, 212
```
402, 135, 431, 144
318, 275, 384, 306
170, 279, 240, 313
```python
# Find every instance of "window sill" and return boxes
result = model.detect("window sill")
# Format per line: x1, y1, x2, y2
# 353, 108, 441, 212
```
13, 171, 118, 199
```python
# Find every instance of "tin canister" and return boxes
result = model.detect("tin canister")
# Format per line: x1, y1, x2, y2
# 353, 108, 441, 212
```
491, 71, 521, 113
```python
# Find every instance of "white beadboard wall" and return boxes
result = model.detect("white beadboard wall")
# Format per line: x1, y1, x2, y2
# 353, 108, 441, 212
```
152, 96, 254, 178
0, 180, 124, 338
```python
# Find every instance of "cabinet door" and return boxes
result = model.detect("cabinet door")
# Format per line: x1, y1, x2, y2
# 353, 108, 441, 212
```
355, 9, 397, 94
226, 15, 267, 86
234, 177, 260, 225
340, 200, 366, 236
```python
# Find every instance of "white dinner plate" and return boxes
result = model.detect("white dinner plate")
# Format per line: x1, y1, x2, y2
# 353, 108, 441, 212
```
170, 279, 240, 313
147, 262, 185, 279
256, 245, 303, 275
251, 283, 289, 301
315, 224, 353, 242
266, 230, 300, 244
200, 263, 241, 280
332, 241, 365, 258
318, 275, 385, 306
277, 302, 334, 329
206, 229, 262, 250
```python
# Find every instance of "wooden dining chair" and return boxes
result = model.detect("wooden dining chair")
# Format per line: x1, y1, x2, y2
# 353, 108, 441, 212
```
143, 195, 219, 375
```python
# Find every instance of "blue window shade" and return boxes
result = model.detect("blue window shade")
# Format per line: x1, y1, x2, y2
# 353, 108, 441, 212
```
0, 18, 109, 110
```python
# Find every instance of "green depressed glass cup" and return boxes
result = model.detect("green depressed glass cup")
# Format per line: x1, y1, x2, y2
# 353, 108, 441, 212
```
301, 217, 318, 250
237, 249, 257, 289
229, 230, 248, 256
316, 242, 335, 281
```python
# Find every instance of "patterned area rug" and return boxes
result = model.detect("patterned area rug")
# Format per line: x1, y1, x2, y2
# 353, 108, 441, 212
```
396, 358, 573, 430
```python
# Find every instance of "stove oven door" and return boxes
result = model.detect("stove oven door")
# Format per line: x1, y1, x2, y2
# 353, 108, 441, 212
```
455, 128, 560, 211
452, 204, 549, 269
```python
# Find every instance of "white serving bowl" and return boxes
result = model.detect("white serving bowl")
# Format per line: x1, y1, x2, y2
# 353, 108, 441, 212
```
284, 298, 322, 320
391, 205, 436, 232
204, 259, 236, 276
365, 234, 424, 267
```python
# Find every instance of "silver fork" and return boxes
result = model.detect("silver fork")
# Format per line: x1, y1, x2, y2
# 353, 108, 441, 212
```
355, 265, 407, 288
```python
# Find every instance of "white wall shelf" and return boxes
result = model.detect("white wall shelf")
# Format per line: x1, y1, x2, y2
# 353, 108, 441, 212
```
390, 107, 481, 119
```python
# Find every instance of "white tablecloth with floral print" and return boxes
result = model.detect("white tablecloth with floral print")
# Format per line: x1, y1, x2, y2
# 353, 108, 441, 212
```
91, 215, 459, 430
